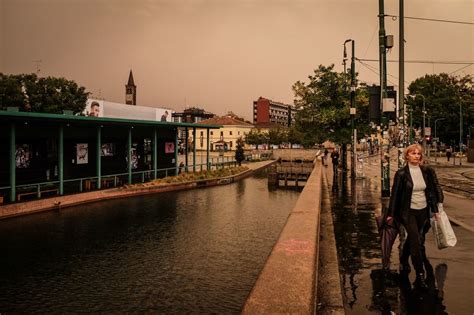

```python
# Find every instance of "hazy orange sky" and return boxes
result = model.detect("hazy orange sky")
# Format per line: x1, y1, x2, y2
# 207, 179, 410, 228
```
1, 0, 472, 120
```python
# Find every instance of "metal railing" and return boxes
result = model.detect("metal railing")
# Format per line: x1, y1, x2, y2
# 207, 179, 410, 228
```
0, 159, 239, 204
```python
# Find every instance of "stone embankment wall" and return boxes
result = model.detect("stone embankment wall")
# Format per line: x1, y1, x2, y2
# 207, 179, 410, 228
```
243, 158, 323, 313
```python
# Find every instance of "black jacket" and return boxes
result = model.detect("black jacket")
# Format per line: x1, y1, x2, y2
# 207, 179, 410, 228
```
387, 164, 444, 224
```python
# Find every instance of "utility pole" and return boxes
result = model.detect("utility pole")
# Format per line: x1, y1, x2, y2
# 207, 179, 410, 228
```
350, 40, 357, 179
398, 0, 405, 168
379, 0, 390, 197
345, 39, 357, 179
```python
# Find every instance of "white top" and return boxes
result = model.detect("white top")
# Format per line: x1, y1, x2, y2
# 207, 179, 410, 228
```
409, 164, 427, 209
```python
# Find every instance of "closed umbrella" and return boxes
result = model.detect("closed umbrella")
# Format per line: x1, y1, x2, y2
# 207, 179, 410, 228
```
376, 215, 399, 270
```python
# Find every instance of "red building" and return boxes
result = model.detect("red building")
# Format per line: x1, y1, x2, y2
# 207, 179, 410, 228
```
253, 97, 297, 127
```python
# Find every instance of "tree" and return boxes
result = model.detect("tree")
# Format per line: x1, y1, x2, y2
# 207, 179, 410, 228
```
0, 73, 88, 114
292, 64, 369, 147
287, 126, 304, 148
267, 127, 286, 146
0, 73, 26, 108
245, 129, 267, 149
235, 137, 245, 166
407, 73, 474, 147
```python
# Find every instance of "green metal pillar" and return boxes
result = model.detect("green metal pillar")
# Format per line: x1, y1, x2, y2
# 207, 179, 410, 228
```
9, 123, 16, 202
193, 127, 196, 172
59, 124, 64, 195
96, 125, 102, 189
206, 129, 210, 170
128, 127, 132, 184
175, 128, 179, 175
154, 128, 158, 179
185, 127, 189, 172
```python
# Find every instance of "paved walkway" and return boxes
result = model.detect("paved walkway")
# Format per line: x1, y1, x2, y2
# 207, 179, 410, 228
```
360, 151, 474, 232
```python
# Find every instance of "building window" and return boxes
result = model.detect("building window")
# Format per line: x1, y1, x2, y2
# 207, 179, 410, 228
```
211, 131, 214, 135
200, 131, 204, 136
230, 141, 233, 148
229, 131, 233, 136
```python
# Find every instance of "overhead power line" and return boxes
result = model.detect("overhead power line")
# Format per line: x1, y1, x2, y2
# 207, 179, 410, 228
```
385, 14, 474, 25
357, 58, 474, 65
449, 64, 473, 75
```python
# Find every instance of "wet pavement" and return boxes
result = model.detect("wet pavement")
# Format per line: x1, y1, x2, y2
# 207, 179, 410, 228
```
325, 159, 474, 314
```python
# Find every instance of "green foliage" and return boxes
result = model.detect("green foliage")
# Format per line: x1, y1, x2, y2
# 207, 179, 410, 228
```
0, 73, 88, 114
267, 127, 286, 145
407, 73, 474, 145
292, 64, 369, 146
245, 129, 268, 149
287, 126, 303, 147
235, 137, 246, 165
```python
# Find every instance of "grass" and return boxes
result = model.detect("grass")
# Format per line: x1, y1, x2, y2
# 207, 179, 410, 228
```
123, 166, 250, 189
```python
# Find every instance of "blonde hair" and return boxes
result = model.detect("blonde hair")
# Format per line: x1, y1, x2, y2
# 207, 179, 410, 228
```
405, 144, 423, 163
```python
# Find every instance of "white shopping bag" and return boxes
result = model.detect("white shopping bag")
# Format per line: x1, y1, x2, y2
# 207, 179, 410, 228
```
431, 204, 457, 250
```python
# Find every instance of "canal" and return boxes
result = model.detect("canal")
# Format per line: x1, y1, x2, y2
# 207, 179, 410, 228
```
0, 169, 301, 313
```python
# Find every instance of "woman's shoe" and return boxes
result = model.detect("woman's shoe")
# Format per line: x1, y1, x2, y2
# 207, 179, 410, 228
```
414, 273, 428, 289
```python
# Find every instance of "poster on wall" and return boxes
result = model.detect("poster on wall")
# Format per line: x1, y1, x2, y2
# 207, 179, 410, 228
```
165, 142, 175, 154
101, 143, 115, 156
125, 144, 139, 169
84, 99, 104, 117
77, 143, 89, 164
16, 144, 31, 168
156, 109, 174, 122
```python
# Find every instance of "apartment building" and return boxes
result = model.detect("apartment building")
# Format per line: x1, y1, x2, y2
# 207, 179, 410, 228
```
253, 97, 297, 127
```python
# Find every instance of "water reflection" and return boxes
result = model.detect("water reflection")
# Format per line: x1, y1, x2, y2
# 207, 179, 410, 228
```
329, 168, 448, 314
0, 169, 299, 313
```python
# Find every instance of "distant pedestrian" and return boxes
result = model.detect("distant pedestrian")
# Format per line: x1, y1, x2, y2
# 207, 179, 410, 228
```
178, 161, 185, 174
330, 149, 340, 173
446, 147, 452, 162
323, 148, 329, 166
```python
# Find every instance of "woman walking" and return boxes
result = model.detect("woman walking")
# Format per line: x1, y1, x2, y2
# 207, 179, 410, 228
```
385, 144, 444, 289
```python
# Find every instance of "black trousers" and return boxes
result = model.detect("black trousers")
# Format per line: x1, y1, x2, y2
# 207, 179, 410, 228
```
402, 208, 428, 274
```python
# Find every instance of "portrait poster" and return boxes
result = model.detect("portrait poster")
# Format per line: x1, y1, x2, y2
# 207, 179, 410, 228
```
16, 144, 31, 168
101, 143, 115, 156
165, 142, 175, 154
125, 144, 139, 169
77, 143, 89, 164
84, 99, 104, 117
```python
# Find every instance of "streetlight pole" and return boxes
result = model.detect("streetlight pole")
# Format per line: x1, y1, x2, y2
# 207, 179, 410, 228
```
460, 102, 463, 166
434, 118, 446, 163
344, 39, 357, 179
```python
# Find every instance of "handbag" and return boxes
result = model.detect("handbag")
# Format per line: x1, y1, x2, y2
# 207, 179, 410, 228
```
431, 204, 457, 249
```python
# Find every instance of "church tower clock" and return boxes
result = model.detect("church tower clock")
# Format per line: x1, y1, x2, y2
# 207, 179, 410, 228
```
125, 70, 137, 105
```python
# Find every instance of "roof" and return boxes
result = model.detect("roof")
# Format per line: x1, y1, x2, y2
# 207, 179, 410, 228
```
0, 110, 221, 129
127, 70, 135, 86
197, 116, 254, 127
254, 122, 285, 129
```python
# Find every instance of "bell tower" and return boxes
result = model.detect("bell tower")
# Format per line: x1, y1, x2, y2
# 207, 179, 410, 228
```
125, 70, 137, 105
